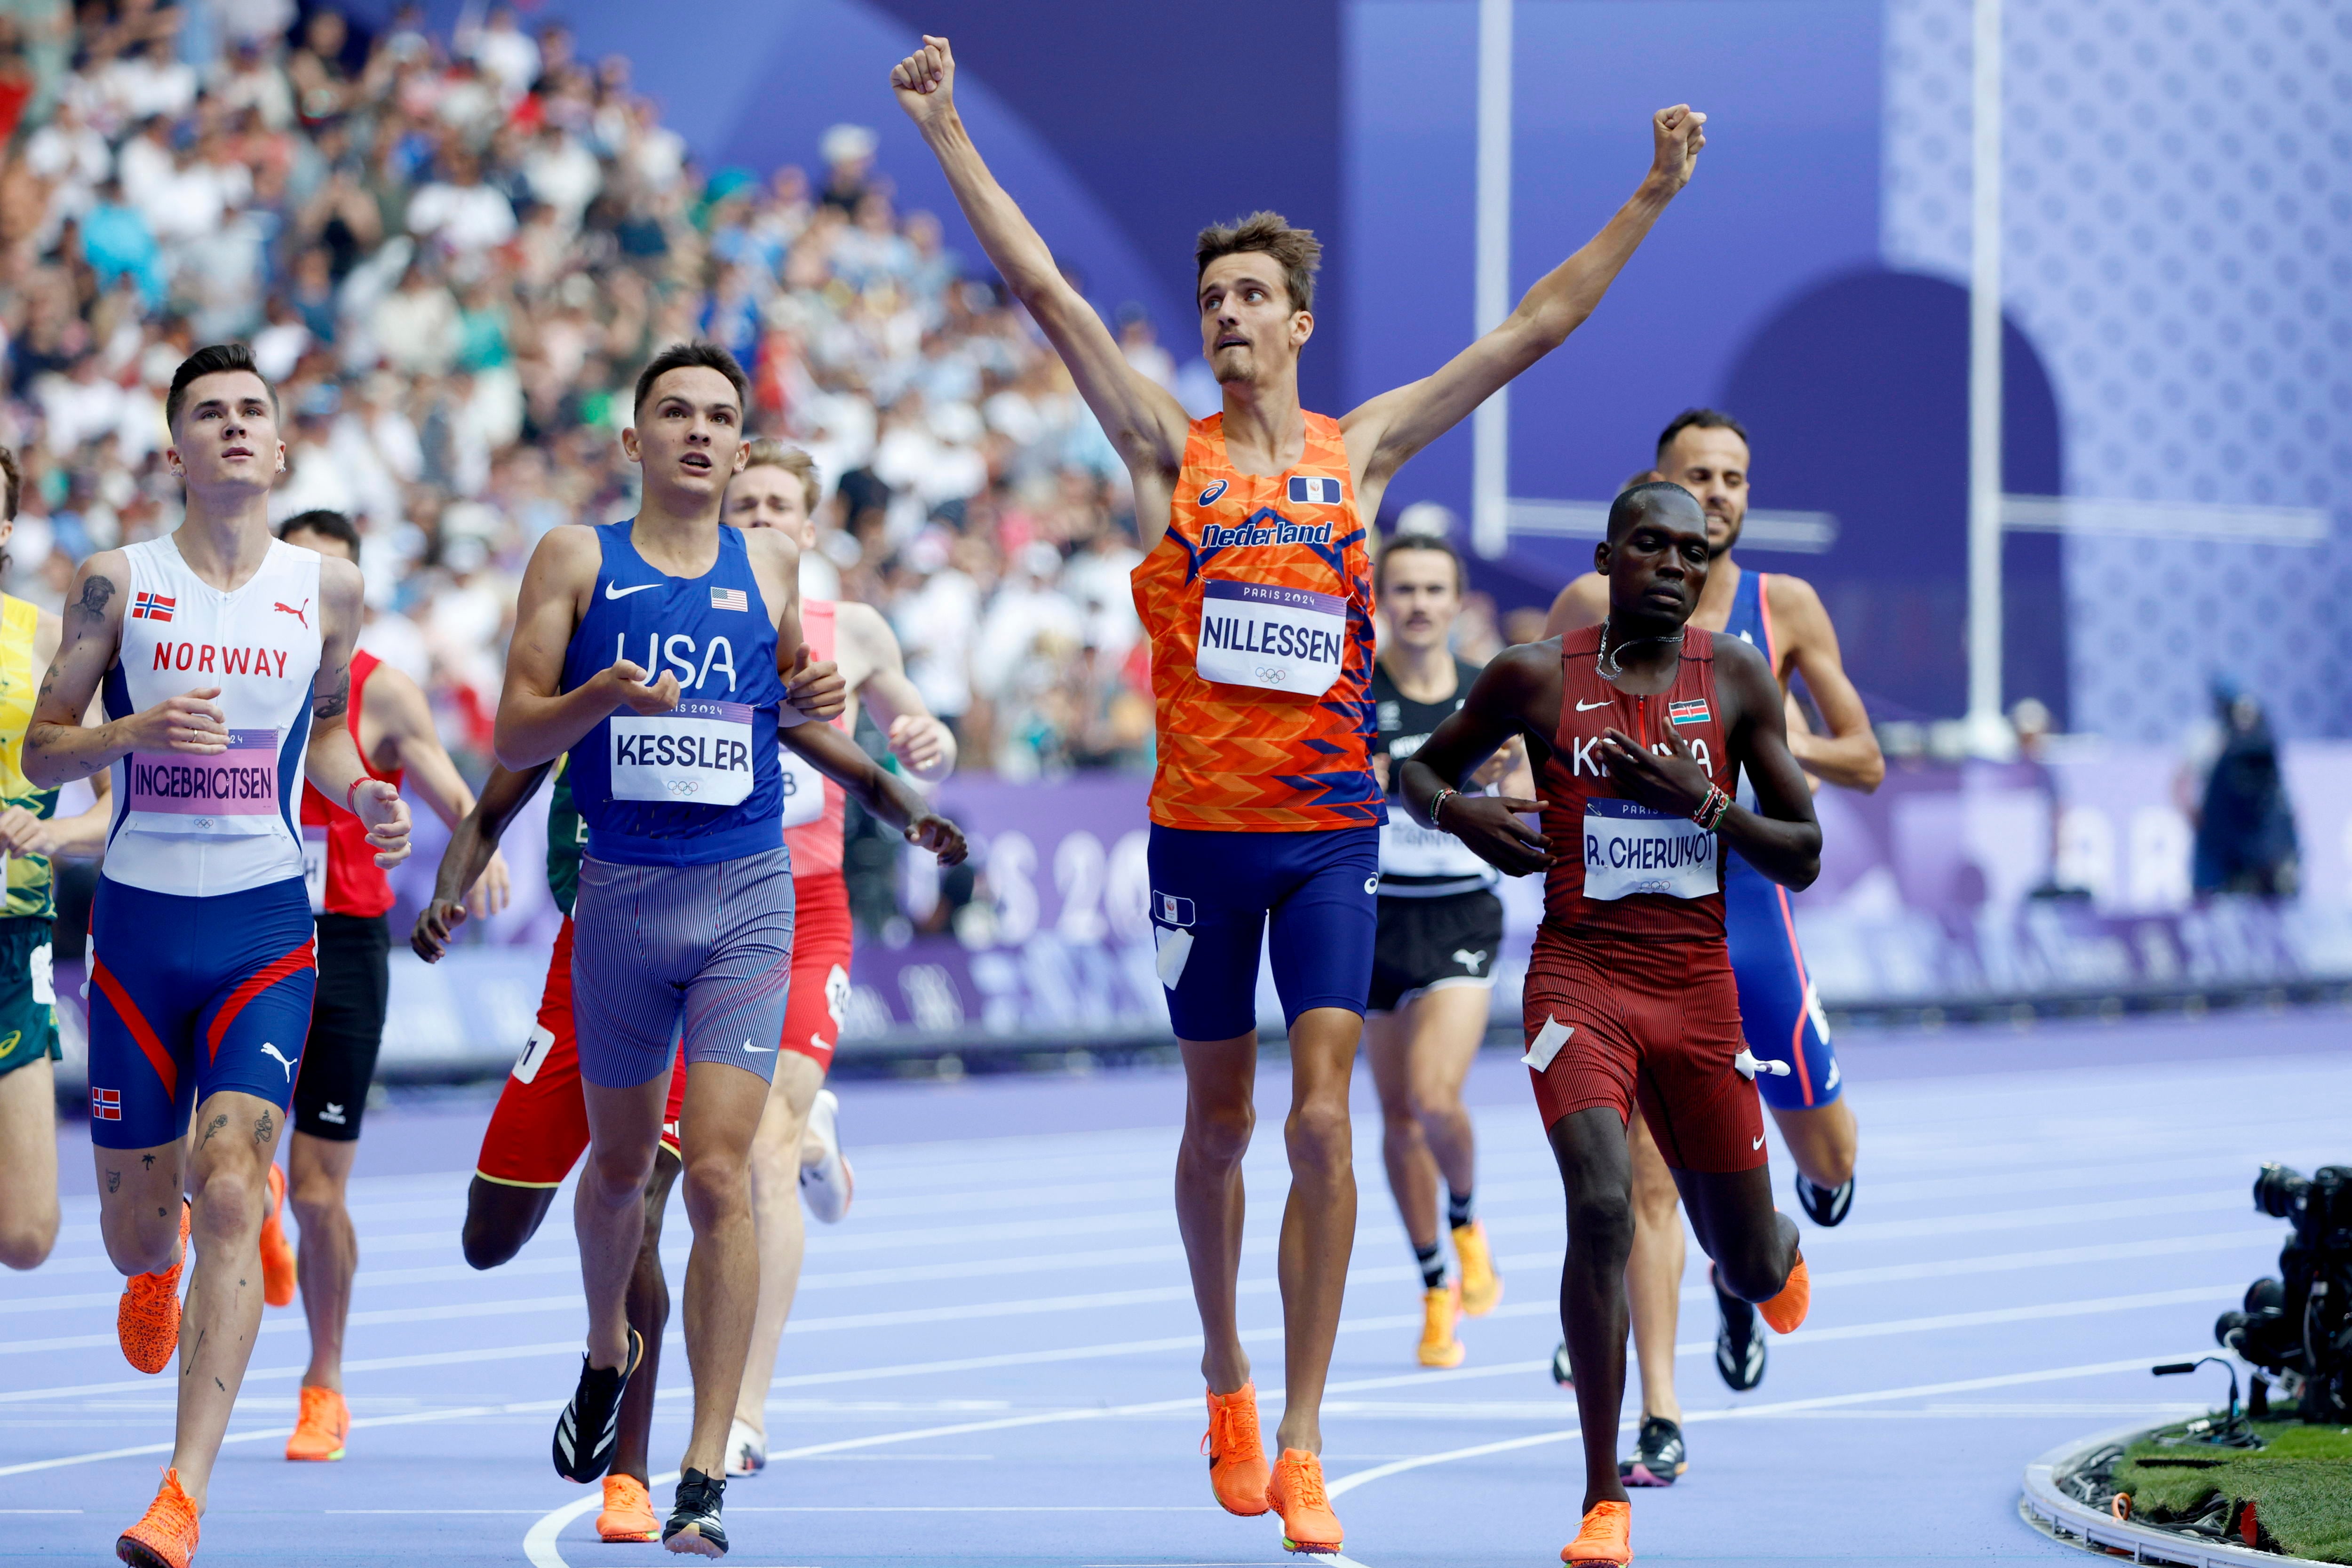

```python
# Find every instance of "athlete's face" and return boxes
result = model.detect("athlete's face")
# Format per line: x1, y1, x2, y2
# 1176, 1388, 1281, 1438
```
724, 464, 815, 547
1656, 425, 1749, 557
1378, 547, 1461, 654
167, 371, 286, 493
1597, 492, 1710, 629
1198, 253, 1311, 385
282, 526, 355, 564
623, 367, 747, 503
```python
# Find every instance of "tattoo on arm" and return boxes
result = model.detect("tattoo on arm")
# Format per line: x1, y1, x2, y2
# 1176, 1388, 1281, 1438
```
74, 575, 115, 623
314, 667, 350, 722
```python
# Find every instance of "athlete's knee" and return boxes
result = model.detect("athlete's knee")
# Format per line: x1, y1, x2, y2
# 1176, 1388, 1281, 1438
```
1710, 1223, 1796, 1304
461, 1209, 524, 1270
585, 1138, 658, 1204
103, 1213, 176, 1276
1183, 1092, 1254, 1167
679, 1152, 750, 1233
1379, 1100, 1422, 1152
1565, 1186, 1635, 1262
288, 1167, 347, 1230
1284, 1092, 1352, 1174
0, 1203, 59, 1270
189, 1165, 264, 1247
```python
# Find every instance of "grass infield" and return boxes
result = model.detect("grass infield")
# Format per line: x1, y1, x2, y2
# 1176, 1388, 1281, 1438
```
2112, 1417, 2352, 1563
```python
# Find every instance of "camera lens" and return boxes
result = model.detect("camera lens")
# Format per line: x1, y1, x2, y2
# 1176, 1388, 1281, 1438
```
2246, 1277, 2285, 1314
2255, 1162, 2308, 1220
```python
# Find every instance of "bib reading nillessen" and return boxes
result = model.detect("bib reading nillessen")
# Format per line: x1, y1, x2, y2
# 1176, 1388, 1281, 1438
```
610, 699, 756, 806
1581, 798, 1718, 901
1195, 580, 1346, 696
777, 742, 825, 829
126, 730, 284, 832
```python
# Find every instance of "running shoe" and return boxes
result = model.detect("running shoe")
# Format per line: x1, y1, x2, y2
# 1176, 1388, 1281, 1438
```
1619, 1415, 1686, 1487
1202, 1382, 1270, 1516
1453, 1219, 1503, 1316
115, 1466, 198, 1568
259, 1162, 296, 1308
1562, 1498, 1632, 1565
552, 1326, 643, 1482
662, 1467, 727, 1557
1711, 1263, 1765, 1392
597, 1474, 660, 1543
724, 1417, 765, 1477
1550, 1340, 1575, 1389
1796, 1170, 1854, 1227
1417, 1283, 1464, 1368
284, 1385, 348, 1461
799, 1088, 853, 1224
118, 1201, 189, 1375
1267, 1448, 1343, 1554
1758, 1251, 1810, 1335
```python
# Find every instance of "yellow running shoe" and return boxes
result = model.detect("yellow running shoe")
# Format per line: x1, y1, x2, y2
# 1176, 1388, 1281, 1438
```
118, 1202, 188, 1375
1454, 1219, 1502, 1316
1563, 1498, 1633, 1565
116, 1466, 199, 1568
285, 1385, 348, 1461
596, 1473, 660, 1542
1417, 1283, 1464, 1368
1267, 1448, 1343, 1553
259, 1163, 296, 1309
1202, 1382, 1270, 1516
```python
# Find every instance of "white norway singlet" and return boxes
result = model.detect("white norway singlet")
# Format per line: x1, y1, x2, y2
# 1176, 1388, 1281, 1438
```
103, 535, 323, 897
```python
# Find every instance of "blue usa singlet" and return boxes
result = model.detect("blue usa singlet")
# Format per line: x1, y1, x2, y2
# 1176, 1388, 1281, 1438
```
560, 521, 786, 867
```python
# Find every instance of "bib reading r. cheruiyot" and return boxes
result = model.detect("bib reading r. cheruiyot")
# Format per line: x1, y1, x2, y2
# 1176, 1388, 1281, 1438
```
1131, 413, 1382, 832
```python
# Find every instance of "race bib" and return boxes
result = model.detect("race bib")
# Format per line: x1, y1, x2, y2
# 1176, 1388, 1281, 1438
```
610, 700, 755, 806
1196, 581, 1346, 696
778, 741, 826, 828
127, 731, 281, 829
1582, 798, 1717, 901
302, 824, 329, 914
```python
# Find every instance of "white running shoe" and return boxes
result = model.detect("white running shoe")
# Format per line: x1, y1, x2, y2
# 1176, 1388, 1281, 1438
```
799, 1088, 854, 1224
724, 1417, 765, 1477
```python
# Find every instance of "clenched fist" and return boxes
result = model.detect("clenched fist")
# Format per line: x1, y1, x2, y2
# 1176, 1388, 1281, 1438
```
891, 34, 957, 128
1649, 104, 1707, 192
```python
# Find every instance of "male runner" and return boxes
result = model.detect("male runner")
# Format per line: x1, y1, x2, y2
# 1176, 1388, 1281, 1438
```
1365, 533, 1511, 1369
266, 507, 514, 1462
23, 343, 412, 1568
0, 443, 115, 1273
1399, 481, 1816, 1564
495, 341, 844, 1557
718, 439, 958, 1477
1543, 412, 1883, 1479
894, 32, 1704, 1552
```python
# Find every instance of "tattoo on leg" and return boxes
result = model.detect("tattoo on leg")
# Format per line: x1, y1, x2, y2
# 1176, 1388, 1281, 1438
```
254, 1110, 274, 1147
106, 1170, 121, 1193
200, 1114, 227, 1146
74, 574, 115, 623
141, 1154, 156, 1169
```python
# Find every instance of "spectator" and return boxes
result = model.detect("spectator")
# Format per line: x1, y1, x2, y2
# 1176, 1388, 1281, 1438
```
2190, 679, 2300, 899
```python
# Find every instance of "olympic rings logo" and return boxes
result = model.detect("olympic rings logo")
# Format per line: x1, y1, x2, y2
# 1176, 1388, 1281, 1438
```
1255, 666, 1288, 684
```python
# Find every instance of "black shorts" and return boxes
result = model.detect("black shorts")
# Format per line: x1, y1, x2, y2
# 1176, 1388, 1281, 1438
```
1367, 889, 1504, 1013
293, 913, 391, 1142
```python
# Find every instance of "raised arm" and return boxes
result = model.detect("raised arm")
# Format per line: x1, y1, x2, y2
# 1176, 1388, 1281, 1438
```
411, 760, 552, 962
835, 601, 956, 782
494, 525, 681, 768
1342, 106, 1706, 496
780, 717, 966, 866
1767, 576, 1884, 793
309, 557, 411, 869
891, 34, 1190, 490
1396, 641, 1557, 876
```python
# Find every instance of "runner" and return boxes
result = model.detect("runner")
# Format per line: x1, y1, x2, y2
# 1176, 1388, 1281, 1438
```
1365, 533, 1515, 1369
22, 343, 412, 1568
1399, 481, 1817, 1564
0, 443, 115, 1274
717, 439, 959, 1478
493, 341, 845, 1557
1543, 412, 1883, 1480
894, 33, 1705, 1554
265, 508, 515, 1462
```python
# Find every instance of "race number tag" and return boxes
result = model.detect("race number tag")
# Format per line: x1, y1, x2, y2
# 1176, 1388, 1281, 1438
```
302, 824, 330, 913
127, 730, 281, 828
1582, 799, 1717, 901
1195, 581, 1346, 696
778, 742, 826, 828
610, 700, 756, 806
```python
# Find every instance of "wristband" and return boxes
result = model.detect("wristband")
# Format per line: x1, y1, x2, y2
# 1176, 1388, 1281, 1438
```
1692, 784, 1732, 831
345, 777, 364, 815
1428, 787, 1457, 828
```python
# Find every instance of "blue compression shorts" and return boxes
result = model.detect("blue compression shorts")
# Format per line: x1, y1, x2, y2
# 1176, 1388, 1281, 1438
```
1147, 825, 1379, 1042
87, 876, 318, 1150
1723, 850, 1841, 1110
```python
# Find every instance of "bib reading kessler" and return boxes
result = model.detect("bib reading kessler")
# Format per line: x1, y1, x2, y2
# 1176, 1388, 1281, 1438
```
1195, 581, 1346, 696
610, 698, 756, 806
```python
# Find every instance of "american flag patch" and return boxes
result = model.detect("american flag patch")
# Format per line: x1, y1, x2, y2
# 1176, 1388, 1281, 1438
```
1287, 476, 1343, 505
132, 592, 175, 621
91, 1087, 121, 1121
710, 586, 748, 612
1668, 700, 1711, 727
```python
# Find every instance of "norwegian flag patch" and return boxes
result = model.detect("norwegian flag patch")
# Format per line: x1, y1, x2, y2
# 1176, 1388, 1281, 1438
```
710, 586, 748, 612
132, 592, 175, 622
1287, 475, 1343, 505
1668, 700, 1711, 727
91, 1086, 121, 1121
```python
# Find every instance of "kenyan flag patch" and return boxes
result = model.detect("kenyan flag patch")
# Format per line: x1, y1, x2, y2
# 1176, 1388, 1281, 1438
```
1668, 699, 1710, 727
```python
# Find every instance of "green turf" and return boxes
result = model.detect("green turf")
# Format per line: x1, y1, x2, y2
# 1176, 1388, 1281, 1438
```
2112, 1418, 2352, 1562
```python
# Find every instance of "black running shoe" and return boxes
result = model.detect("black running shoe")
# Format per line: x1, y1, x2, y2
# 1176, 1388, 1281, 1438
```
1618, 1415, 1687, 1487
1550, 1341, 1574, 1388
663, 1467, 728, 1558
1796, 1170, 1855, 1227
1712, 1263, 1766, 1392
552, 1326, 642, 1482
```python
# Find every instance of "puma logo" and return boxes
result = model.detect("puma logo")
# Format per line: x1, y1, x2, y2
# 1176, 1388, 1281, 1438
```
260, 1042, 298, 1080
273, 599, 310, 628
1452, 948, 1488, 972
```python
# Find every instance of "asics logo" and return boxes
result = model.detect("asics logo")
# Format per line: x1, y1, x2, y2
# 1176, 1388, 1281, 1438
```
273, 598, 310, 628
1575, 697, 1611, 711
261, 1042, 298, 1080
1196, 479, 1228, 506
604, 581, 661, 599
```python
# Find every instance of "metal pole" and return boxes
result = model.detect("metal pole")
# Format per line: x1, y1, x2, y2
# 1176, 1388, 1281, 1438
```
1965, 0, 2005, 745
1470, 0, 1512, 558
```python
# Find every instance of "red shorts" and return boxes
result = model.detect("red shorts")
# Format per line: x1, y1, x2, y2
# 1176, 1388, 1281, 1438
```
782, 872, 854, 1073
1521, 926, 1766, 1174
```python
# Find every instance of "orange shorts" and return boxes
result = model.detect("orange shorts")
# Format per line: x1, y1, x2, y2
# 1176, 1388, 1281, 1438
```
780, 872, 854, 1073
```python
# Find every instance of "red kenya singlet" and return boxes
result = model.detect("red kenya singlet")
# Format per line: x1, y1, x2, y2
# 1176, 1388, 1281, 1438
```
298, 648, 403, 917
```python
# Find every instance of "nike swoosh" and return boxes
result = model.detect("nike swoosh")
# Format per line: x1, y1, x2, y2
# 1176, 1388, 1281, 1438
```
742, 1042, 776, 1053
605, 581, 661, 599
1752, 1135, 1766, 1150
1575, 697, 1611, 711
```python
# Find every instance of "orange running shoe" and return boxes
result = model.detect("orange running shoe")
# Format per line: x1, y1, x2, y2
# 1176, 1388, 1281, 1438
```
259, 1163, 296, 1309
1417, 1283, 1464, 1368
1202, 1382, 1270, 1516
118, 1202, 189, 1375
596, 1473, 660, 1542
1454, 1220, 1503, 1316
1758, 1251, 1810, 1335
285, 1385, 348, 1461
1562, 1498, 1632, 1565
116, 1466, 199, 1568
1268, 1449, 1343, 1553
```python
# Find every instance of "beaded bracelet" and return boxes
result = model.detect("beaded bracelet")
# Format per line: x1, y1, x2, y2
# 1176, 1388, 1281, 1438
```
1428, 787, 1458, 828
1692, 784, 1732, 831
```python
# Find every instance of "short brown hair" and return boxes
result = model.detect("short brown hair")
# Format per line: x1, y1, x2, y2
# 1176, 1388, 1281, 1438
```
167, 342, 278, 431
1375, 532, 1462, 595
0, 446, 17, 522
1656, 407, 1749, 462
632, 341, 749, 421
1195, 212, 1322, 315
742, 439, 821, 513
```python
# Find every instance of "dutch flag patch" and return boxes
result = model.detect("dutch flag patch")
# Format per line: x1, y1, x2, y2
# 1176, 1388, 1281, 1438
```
1287, 475, 1343, 505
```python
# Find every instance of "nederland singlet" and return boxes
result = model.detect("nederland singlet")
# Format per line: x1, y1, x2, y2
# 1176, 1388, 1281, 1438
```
296, 647, 402, 916
0, 597, 60, 917
1372, 655, 1498, 899
103, 535, 321, 896
559, 520, 785, 867
778, 599, 849, 878
1130, 413, 1381, 832
1538, 625, 1734, 941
